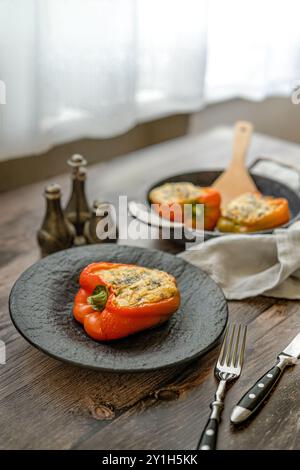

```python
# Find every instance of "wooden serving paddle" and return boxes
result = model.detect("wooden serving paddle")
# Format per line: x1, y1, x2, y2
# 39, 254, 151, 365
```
213, 121, 257, 207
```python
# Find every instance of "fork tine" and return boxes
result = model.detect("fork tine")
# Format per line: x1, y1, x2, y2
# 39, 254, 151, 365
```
237, 325, 247, 368
232, 324, 241, 367
217, 323, 247, 370
225, 324, 236, 366
218, 324, 229, 365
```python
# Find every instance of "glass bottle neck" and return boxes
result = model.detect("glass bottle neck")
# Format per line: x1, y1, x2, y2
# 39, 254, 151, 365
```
71, 177, 89, 208
45, 197, 64, 220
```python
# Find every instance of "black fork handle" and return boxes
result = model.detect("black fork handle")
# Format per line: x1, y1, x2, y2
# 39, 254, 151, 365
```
197, 416, 220, 450
197, 380, 226, 450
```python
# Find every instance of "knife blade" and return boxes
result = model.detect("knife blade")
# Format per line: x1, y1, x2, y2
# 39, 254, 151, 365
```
231, 332, 300, 424
282, 332, 300, 358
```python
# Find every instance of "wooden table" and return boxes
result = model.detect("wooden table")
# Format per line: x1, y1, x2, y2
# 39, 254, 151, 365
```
1, 127, 300, 450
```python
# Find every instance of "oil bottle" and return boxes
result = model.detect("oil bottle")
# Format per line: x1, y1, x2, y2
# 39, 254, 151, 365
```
84, 200, 118, 244
64, 154, 90, 238
37, 183, 75, 257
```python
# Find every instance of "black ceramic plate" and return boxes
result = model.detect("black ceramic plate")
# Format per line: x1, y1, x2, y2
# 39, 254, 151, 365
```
9, 245, 228, 372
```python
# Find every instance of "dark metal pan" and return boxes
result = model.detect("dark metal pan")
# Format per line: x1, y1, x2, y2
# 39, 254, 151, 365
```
130, 166, 300, 244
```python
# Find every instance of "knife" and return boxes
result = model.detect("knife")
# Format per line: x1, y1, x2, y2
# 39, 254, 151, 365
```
231, 332, 300, 424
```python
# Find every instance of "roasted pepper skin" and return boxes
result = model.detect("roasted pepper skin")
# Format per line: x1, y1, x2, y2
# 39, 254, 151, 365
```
217, 197, 290, 233
153, 187, 221, 231
73, 262, 180, 341
197, 187, 221, 231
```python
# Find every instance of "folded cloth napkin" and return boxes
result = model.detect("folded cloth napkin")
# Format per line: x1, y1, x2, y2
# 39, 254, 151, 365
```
180, 221, 300, 300
180, 158, 300, 300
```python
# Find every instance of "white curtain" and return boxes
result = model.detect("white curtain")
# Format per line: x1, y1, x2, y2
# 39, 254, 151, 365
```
0, 0, 300, 161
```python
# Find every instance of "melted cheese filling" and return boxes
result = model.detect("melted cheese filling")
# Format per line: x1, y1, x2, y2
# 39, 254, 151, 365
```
222, 193, 274, 225
149, 182, 202, 204
97, 266, 178, 307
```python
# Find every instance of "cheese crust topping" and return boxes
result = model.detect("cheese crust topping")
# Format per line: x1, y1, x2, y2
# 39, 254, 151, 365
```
149, 182, 202, 204
97, 265, 178, 307
222, 192, 275, 225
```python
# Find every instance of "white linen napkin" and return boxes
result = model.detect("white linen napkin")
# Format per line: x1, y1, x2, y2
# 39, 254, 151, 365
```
179, 159, 300, 300
180, 221, 300, 299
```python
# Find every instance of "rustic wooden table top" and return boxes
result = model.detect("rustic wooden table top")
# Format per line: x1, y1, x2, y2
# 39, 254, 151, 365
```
1, 127, 300, 450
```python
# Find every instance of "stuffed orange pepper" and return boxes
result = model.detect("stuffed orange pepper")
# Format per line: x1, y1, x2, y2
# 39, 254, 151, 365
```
149, 182, 221, 231
217, 192, 290, 233
73, 262, 180, 341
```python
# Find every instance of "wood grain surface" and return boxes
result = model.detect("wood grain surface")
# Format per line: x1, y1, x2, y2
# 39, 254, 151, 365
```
0, 127, 300, 450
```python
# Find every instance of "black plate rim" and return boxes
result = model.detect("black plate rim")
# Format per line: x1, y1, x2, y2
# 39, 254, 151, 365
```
9, 245, 228, 372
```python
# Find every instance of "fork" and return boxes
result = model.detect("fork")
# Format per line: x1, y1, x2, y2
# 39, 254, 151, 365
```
197, 323, 247, 450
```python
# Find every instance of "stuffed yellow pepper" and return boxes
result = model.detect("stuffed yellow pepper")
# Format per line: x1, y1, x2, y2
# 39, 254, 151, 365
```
217, 192, 290, 233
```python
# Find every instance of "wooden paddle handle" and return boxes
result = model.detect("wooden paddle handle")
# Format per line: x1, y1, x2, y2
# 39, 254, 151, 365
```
231, 121, 253, 167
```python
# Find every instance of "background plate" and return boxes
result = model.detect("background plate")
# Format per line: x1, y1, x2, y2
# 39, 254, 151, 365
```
9, 245, 228, 372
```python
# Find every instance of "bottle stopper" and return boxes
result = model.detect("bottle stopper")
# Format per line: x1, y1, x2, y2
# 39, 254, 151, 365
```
92, 200, 111, 215
44, 183, 61, 199
67, 154, 87, 168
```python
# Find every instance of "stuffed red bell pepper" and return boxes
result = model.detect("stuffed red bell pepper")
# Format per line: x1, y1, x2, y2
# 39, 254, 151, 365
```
73, 262, 180, 341
149, 182, 221, 231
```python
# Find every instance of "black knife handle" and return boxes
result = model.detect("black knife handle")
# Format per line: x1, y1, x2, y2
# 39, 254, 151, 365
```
231, 354, 294, 424
237, 365, 281, 410
197, 418, 218, 450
